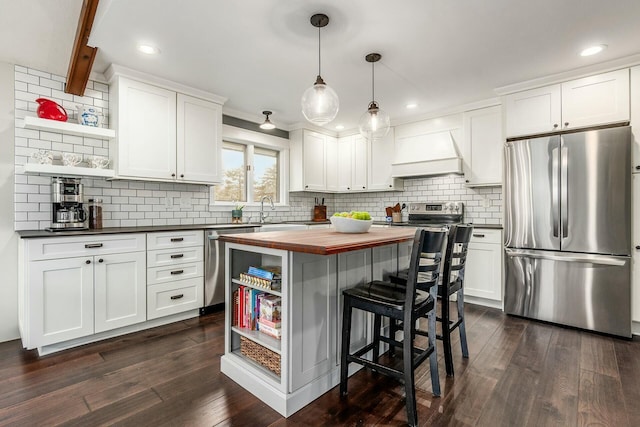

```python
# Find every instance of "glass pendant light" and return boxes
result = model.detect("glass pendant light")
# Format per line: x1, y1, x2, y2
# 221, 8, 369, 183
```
301, 13, 339, 126
359, 53, 390, 141
259, 110, 276, 130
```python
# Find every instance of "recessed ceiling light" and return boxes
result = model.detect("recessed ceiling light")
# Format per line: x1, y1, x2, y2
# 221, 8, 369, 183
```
138, 44, 160, 55
335, 125, 344, 130
580, 44, 607, 57
406, 103, 418, 109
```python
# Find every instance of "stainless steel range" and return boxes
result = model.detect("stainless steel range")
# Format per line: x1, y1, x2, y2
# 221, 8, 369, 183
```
402, 201, 464, 227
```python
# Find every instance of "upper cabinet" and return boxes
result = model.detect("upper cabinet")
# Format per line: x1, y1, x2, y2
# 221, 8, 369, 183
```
368, 129, 403, 191
290, 129, 329, 191
462, 105, 503, 186
107, 67, 225, 184
505, 69, 630, 138
290, 129, 402, 193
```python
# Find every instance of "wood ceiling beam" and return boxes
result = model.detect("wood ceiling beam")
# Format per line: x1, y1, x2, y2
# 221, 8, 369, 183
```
65, 0, 100, 96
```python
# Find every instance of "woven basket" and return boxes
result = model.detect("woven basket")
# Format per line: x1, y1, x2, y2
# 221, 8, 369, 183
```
240, 336, 281, 376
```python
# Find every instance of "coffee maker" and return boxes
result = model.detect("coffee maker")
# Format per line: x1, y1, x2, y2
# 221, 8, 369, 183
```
48, 177, 88, 231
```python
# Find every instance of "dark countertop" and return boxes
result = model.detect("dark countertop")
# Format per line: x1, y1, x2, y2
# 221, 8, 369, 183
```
16, 223, 262, 239
16, 220, 333, 239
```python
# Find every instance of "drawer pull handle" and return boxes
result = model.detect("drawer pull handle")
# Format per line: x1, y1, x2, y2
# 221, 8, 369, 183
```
170, 270, 184, 275
170, 294, 184, 300
473, 234, 485, 238
170, 237, 184, 242
170, 254, 184, 259
85, 243, 103, 248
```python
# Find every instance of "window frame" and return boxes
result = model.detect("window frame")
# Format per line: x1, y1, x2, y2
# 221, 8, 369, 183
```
210, 125, 289, 207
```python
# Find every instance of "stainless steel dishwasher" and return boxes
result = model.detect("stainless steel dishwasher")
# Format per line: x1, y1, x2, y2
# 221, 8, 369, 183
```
202, 227, 255, 314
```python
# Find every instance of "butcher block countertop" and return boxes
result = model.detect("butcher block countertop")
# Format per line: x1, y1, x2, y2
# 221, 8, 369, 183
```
221, 227, 417, 255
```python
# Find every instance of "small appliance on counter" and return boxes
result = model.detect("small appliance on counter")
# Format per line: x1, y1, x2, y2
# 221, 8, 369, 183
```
47, 177, 88, 231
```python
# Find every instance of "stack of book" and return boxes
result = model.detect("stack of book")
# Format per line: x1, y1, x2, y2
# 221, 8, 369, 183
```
239, 266, 282, 291
232, 266, 282, 340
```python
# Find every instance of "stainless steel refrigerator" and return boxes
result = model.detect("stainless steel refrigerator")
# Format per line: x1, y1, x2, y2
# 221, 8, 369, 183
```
504, 126, 631, 337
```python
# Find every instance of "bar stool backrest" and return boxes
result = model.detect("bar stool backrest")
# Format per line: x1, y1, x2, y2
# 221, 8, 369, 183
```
442, 224, 474, 295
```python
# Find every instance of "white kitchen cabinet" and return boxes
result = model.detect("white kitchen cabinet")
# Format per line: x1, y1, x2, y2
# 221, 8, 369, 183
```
146, 230, 204, 320
325, 136, 339, 192
176, 94, 223, 183
109, 72, 224, 184
28, 257, 94, 346
352, 135, 368, 191
632, 175, 640, 323
289, 129, 328, 191
94, 251, 147, 333
20, 234, 147, 351
463, 105, 503, 186
631, 65, 640, 171
464, 229, 502, 306
368, 129, 404, 191
505, 69, 629, 138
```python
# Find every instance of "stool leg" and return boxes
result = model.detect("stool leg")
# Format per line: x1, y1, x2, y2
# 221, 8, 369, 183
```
389, 319, 398, 357
340, 295, 353, 397
442, 292, 454, 376
402, 317, 418, 427
428, 287, 441, 396
457, 288, 469, 358
373, 313, 382, 363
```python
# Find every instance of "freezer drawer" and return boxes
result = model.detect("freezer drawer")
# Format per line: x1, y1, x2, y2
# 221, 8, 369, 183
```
504, 248, 631, 337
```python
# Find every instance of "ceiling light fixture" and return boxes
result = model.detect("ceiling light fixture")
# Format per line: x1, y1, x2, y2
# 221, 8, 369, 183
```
138, 44, 160, 55
335, 125, 344, 130
406, 103, 418, 109
301, 13, 339, 126
580, 44, 607, 57
259, 110, 276, 130
359, 53, 391, 141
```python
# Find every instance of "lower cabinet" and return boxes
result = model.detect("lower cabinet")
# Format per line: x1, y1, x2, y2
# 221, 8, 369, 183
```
20, 234, 147, 350
94, 251, 146, 333
464, 228, 503, 304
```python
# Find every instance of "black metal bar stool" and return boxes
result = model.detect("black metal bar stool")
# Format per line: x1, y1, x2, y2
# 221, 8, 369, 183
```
339, 228, 447, 427
388, 224, 473, 376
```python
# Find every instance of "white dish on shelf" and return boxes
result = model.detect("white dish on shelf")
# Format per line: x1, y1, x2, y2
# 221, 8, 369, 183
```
62, 152, 83, 166
87, 155, 110, 169
330, 216, 373, 233
31, 149, 53, 165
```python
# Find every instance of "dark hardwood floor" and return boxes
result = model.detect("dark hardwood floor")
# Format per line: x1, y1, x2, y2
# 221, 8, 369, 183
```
0, 303, 638, 426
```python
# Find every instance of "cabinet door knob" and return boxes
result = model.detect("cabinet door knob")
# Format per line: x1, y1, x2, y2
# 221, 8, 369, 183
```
347, 187, 350, 190
465, 179, 469, 183
553, 124, 558, 129
98, 258, 104, 263
635, 165, 640, 170
635, 245, 640, 250
171, 173, 176, 177
362, 186, 366, 189
564, 122, 569, 127
388, 184, 392, 188
305, 185, 309, 189
180, 174, 184, 178
85, 260, 91, 264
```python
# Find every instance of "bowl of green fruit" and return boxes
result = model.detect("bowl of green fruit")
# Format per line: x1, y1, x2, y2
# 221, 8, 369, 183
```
330, 211, 373, 233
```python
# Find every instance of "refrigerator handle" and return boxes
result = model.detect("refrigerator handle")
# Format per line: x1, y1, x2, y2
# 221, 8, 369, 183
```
504, 248, 627, 267
561, 145, 569, 238
551, 146, 560, 238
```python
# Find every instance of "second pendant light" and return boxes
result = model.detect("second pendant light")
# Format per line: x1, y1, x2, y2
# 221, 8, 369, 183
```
359, 53, 390, 141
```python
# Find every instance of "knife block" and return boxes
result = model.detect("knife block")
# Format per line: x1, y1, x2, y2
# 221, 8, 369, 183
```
313, 205, 327, 222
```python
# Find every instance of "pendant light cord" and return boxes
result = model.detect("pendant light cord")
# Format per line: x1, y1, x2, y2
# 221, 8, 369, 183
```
318, 25, 321, 76
371, 61, 375, 102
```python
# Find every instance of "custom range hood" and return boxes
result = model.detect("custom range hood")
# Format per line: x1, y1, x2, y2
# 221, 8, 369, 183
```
391, 128, 463, 178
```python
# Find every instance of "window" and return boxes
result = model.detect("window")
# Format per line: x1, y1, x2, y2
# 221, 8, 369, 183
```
214, 141, 281, 204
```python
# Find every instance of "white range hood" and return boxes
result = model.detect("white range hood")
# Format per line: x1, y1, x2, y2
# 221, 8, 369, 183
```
391, 128, 463, 178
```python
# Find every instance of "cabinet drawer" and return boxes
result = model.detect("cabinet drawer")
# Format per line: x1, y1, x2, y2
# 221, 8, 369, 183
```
146, 230, 203, 250
147, 278, 203, 320
147, 246, 203, 268
469, 229, 502, 245
147, 262, 204, 285
27, 234, 146, 261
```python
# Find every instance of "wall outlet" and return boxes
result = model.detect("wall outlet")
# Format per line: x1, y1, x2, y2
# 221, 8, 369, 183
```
482, 196, 491, 208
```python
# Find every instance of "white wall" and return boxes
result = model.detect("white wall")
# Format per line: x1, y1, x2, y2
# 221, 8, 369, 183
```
0, 61, 18, 342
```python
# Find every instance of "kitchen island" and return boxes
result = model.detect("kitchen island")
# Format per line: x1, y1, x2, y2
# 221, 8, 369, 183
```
220, 227, 416, 416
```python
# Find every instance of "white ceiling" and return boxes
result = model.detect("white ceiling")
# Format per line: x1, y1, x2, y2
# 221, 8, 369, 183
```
2, 0, 640, 131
